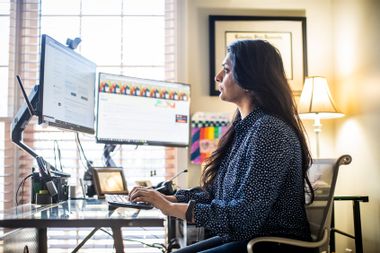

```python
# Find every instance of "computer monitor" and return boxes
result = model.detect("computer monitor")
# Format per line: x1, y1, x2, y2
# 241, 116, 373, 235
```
39, 34, 96, 134
96, 73, 190, 147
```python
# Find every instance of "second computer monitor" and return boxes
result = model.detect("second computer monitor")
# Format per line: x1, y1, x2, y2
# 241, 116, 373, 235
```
96, 73, 190, 147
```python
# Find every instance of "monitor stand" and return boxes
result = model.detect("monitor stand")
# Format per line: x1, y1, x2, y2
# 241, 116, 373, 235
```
11, 76, 69, 203
11, 76, 39, 159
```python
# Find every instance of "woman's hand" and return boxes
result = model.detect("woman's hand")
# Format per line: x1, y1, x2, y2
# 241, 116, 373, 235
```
129, 187, 173, 216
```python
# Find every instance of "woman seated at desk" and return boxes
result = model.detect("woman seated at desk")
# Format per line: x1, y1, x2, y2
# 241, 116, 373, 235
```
130, 39, 316, 253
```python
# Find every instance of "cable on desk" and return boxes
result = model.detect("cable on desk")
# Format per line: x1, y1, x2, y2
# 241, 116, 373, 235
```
75, 132, 92, 170
53, 140, 63, 171
99, 228, 168, 253
139, 226, 160, 239
15, 172, 33, 205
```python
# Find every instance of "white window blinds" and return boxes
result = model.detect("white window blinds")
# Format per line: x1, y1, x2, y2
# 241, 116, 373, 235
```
3, 0, 40, 209
1, 0, 180, 251
0, 0, 11, 213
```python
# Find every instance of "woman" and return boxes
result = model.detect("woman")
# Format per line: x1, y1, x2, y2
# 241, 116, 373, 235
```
130, 40, 315, 253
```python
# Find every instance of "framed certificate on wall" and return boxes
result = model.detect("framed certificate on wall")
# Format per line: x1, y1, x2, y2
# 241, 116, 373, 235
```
209, 16, 307, 96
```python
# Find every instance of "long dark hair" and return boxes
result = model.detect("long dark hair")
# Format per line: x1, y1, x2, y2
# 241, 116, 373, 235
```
201, 40, 314, 202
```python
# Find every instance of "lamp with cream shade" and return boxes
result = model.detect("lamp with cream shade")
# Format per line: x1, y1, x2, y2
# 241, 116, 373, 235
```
298, 76, 344, 158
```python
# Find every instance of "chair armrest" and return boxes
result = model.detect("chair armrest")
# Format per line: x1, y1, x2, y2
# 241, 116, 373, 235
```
247, 228, 329, 253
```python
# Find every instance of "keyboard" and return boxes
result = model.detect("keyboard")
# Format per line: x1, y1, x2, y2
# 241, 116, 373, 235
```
105, 194, 153, 210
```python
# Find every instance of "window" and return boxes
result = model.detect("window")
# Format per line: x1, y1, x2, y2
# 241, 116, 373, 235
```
2, 0, 179, 252
38, 0, 171, 188
0, 0, 10, 213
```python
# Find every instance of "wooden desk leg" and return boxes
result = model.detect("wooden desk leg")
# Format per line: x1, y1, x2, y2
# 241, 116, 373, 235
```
38, 228, 47, 253
330, 203, 336, 253
353, 200, 363, 253
111, 226, 124, 253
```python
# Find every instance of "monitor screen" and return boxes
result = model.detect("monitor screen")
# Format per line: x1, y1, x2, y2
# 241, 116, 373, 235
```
39, 34, 96, 134
96, 73, 190, 147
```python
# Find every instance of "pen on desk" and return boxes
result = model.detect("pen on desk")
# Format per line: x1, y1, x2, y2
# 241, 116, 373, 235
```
132, 209, 141, 218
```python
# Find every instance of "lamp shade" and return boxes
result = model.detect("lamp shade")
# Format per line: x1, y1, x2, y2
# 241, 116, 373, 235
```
299, 76, 344, 119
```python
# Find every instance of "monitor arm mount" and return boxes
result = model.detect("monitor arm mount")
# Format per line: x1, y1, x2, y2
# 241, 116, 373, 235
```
11, 79, 40, 159
11, 76, 69, 200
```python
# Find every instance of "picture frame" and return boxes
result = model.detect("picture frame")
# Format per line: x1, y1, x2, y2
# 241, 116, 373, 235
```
92, 167, 128, 198
209, 16, 307, 96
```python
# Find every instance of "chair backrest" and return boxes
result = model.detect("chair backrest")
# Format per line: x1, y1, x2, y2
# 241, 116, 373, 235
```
306, 155, 352, 242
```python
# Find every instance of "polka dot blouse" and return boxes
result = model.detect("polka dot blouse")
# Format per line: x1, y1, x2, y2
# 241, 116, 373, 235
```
176, 107, 311, 242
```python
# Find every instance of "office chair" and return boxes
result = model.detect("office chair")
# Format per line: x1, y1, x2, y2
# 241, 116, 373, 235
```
247, 154, 352, 253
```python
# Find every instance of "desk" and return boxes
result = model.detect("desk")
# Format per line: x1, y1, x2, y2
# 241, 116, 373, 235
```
0, 199, 165, 253
330, 196, 369, 253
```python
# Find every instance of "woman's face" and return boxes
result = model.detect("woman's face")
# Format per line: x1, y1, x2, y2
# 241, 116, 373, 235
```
215, 54, 247, 103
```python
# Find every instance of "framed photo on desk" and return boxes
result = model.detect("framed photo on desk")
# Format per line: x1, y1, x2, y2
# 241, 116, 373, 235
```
92, 167, 129, 198
209, 15, 308, 96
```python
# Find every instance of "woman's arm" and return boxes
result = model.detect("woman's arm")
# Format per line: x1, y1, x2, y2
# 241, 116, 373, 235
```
175, 187, 212, 203
129, 186, 210, 204
162, 194, 178, 202
129, 186, 178, 202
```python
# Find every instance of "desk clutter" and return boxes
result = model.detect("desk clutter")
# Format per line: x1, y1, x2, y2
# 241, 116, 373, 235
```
190, 112, 231, 164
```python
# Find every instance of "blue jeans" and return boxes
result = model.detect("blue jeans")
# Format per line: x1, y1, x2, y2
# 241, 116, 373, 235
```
174, 236, 319, 253
174, 236, 247, 253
